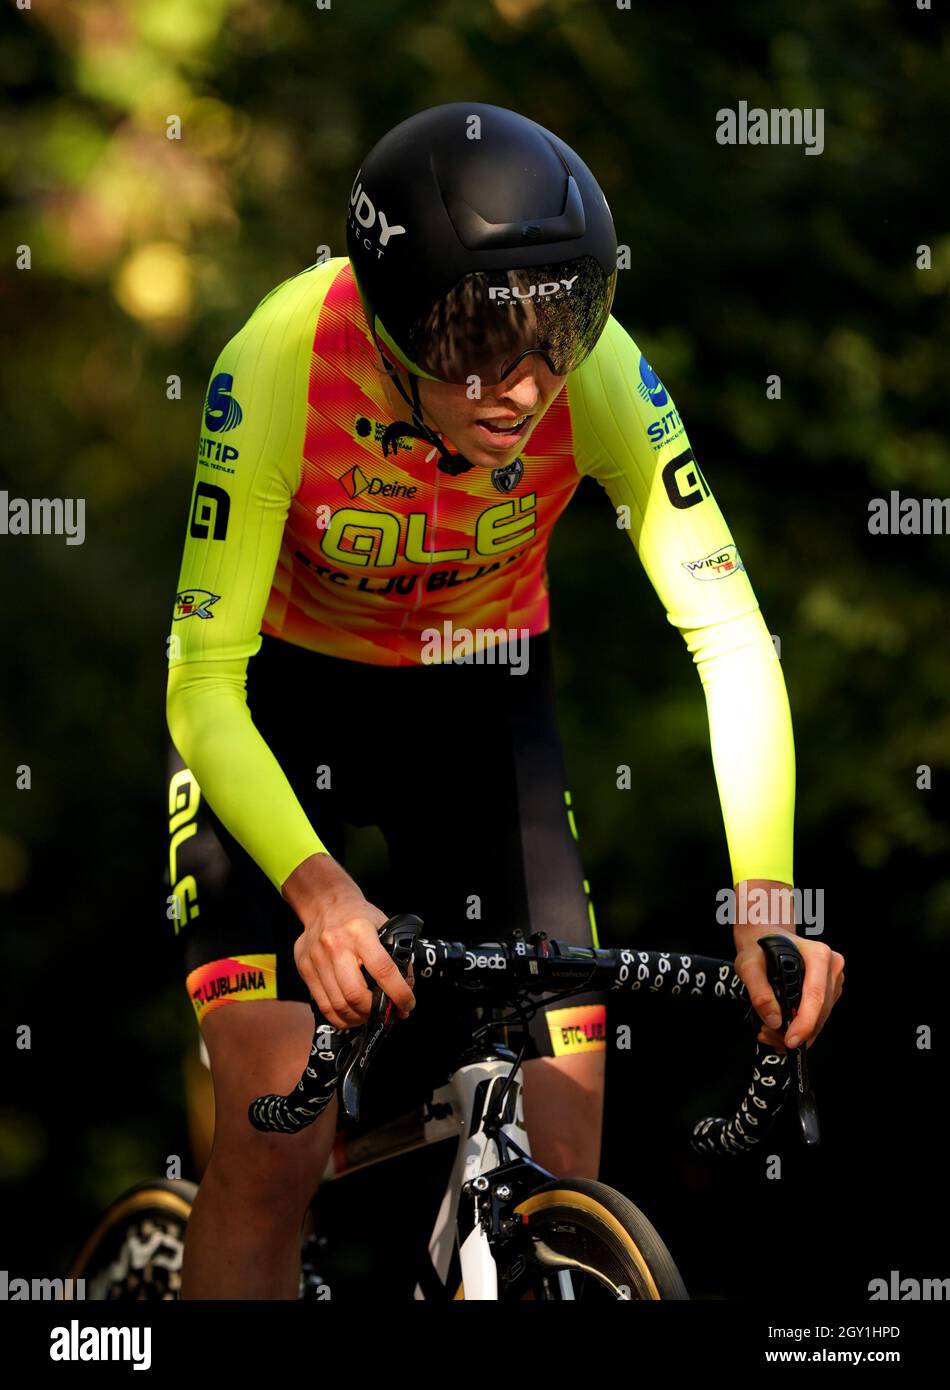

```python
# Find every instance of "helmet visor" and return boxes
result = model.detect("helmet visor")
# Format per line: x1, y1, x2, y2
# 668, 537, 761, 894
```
393, 255, 617, 386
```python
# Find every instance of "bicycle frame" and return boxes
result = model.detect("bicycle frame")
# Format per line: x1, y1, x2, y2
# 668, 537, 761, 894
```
413, 1044, 545, 1301
303, 1022, 553, 1300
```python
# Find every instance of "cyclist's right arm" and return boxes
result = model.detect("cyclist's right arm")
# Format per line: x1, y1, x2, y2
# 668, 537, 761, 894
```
166, 269, 325, 892
165, 263, 413, 1025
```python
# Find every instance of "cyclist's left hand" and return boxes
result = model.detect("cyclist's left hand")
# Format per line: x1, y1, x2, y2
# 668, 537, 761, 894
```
732, 881, 845, 1053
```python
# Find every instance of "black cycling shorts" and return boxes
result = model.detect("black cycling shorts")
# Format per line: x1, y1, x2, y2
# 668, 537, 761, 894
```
164, 631, 606, 1126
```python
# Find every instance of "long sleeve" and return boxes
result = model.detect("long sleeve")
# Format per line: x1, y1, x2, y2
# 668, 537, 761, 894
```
166, 264, 338, 891
567, 315, 795, 886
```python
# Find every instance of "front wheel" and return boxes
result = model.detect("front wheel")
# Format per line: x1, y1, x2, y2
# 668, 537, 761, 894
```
497, 1178, 688, 1300
67, 1179, 196, 1300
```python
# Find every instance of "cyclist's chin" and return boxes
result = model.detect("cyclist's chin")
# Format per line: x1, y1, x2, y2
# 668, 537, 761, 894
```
466, 445, 519, 470
460, 422, 531, 467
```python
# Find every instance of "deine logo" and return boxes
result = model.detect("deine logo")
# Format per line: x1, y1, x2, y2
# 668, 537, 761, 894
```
488, 275, 579, 302
204, 373, 243, 433
340, 465, 369, 498
339, 466, 417, 500
348, 172, 406, 256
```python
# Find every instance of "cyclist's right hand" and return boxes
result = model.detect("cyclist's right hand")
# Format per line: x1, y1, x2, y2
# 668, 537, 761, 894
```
294, 907, 416, 1030
284, 854, 416, 1029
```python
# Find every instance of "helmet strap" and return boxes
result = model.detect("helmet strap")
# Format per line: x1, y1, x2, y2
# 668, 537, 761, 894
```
380, 353, 429, 432
377, 353, 474, 475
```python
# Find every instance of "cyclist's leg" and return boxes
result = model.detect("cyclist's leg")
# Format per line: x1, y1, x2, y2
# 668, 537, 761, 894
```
183, 1001, 339, 1300
501, 748, 607, 1181
508, 678, 606, 1178
377, 632, 606, 1179
165, 639, 351, 1298
504, 642, 606, 1180
520, 1053, 606, 1180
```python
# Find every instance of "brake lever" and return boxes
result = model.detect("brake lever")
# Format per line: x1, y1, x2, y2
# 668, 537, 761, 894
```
337, 913, 422, 1122
757, 934, 820, 1147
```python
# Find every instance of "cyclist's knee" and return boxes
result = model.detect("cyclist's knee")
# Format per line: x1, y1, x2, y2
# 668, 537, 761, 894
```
198, 999, 339, 1210
205, 1103, 337, 1213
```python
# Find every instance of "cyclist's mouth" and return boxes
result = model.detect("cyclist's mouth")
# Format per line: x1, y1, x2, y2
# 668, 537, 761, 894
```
473, 414, 531, 449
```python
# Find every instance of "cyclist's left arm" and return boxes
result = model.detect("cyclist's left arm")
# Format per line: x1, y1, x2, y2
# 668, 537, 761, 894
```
567, 316, 843, 1049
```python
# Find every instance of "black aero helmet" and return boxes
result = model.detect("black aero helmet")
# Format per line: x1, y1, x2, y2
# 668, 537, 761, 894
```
346, 102, 618, 386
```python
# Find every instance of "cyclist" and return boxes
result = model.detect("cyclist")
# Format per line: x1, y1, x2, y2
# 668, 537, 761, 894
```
165, 101, 844, 1299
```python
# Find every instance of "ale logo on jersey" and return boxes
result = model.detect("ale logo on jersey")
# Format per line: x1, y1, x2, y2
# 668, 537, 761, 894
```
204, 373, 243, 433
662, 447, 710, 510
189, 482, 230, 540
174, 589, 219, 620
683, 543, 744, 580
339, 465, 418, 500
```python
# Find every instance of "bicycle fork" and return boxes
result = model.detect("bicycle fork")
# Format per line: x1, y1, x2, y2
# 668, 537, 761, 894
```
414, 1055, 548, 1300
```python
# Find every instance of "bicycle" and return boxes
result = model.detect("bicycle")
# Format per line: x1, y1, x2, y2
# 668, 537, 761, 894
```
68, 916, 818, 1300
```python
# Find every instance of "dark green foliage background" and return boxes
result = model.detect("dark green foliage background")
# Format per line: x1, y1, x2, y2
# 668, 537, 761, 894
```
1, 0, 947, 1295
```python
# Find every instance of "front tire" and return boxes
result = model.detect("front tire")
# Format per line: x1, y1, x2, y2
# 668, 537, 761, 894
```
67, 1178, 196, 1300
498, 1177, 688, 1300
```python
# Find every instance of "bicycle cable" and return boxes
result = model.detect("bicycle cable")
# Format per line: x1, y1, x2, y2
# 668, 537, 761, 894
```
470, 981, 601, 1128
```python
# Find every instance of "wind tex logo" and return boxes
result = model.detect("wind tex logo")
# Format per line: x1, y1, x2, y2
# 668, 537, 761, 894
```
174, 589, 219, 620
683, 543, 744, 580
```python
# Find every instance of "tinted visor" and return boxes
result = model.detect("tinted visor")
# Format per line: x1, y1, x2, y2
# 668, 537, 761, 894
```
403, 255, 617, 385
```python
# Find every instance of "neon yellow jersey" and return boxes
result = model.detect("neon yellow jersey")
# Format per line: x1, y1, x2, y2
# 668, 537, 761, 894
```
167, 258, 794, 892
